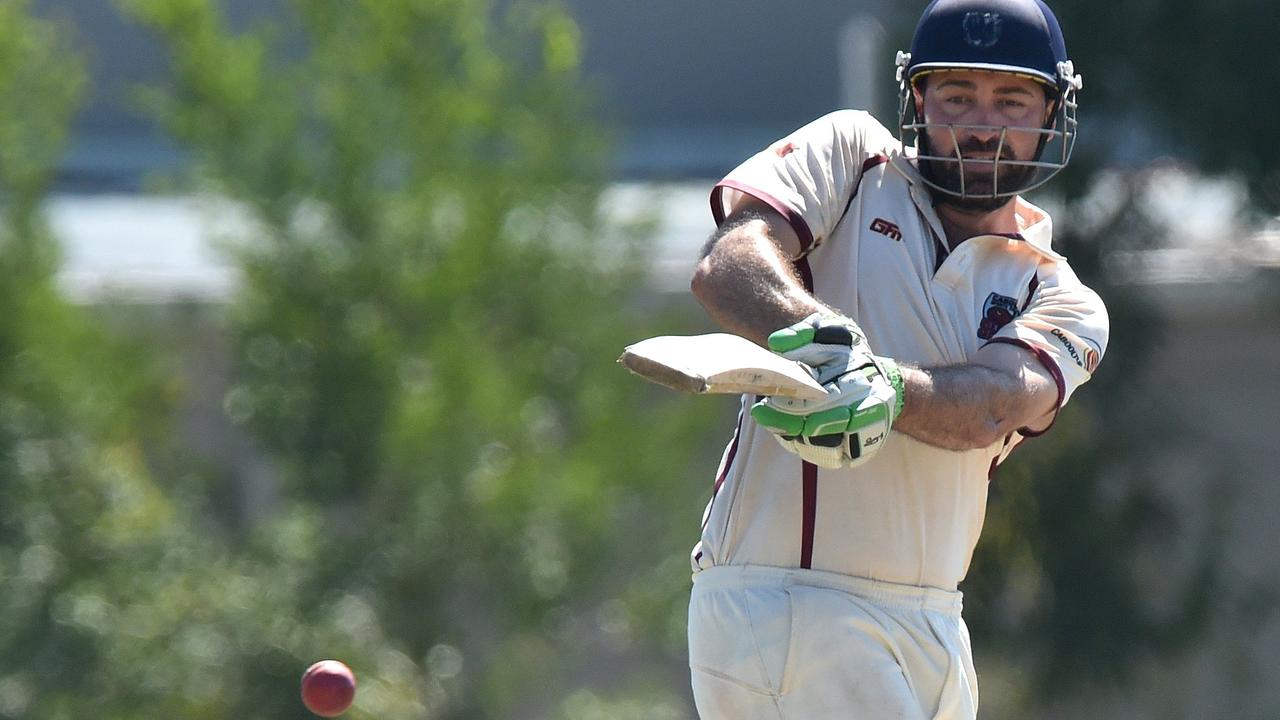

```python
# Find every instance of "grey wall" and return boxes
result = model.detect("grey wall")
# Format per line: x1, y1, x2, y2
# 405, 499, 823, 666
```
41, 0, 896, 188
566, 0, 898, 177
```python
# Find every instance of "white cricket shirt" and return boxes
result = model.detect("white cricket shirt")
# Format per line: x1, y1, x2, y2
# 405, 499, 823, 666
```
692, 110, 1109, 591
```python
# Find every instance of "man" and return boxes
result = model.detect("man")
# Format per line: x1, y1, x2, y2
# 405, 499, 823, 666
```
685, 0, 1107, 718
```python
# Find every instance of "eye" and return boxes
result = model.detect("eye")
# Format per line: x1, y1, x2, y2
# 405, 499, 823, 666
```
938, 95, 974, 113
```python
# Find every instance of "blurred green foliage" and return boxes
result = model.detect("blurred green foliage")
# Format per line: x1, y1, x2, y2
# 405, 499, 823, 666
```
111, 0, 723, 717
0, 0, 727, 717
0, 2, 215, 717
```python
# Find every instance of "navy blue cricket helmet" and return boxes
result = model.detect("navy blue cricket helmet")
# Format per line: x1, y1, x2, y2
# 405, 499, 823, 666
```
895, 0, 1083, 201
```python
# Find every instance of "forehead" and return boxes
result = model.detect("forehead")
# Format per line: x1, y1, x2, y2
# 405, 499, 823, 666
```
922, 69, 1048, 95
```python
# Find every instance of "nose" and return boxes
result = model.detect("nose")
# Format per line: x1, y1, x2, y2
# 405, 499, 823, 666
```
963, 124, 1001, 144
958, 108, 1003, 145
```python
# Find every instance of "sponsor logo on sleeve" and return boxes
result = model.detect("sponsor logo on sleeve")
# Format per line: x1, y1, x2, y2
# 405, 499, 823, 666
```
869, 217, 903, 241
978, 292, 1018, 340
1051, 328, 1089, 370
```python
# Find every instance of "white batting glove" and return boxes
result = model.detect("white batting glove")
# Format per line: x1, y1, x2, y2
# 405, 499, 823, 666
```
750, 313, 905, 469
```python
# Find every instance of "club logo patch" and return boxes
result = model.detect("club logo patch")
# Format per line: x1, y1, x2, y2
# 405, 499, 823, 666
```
962, 11, 1003, 48
978, 292, 1018, 340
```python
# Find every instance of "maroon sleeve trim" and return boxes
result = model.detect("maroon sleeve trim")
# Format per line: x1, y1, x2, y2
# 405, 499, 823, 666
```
982, 337, 1066, 438
862, 154, 891, 172
710, 180, 816, 255
841, 154, 891, 220
1020, 272, 1041, 313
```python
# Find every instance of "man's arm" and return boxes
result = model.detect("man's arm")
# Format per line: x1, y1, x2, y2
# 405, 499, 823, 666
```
690, 199, 831, 346
893, 341, 1060, 451
696, 198, 1061, 455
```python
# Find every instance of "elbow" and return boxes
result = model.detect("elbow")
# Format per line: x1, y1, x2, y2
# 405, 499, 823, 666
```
970, 424, 1007, 450
689, 256, 716, 304
966, 413, 1020, 449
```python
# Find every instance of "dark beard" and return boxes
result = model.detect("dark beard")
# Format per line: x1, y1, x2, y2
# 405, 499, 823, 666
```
925, 174, 1015, 212
936, 194, 1013, 213
918, 133, 1034, 212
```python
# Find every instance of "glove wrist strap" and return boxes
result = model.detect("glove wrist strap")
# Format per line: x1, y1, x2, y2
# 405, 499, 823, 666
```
880, 357, 906, 420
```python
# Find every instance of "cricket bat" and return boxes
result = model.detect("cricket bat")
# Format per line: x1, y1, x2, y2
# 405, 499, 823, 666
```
618, 333, 828, 400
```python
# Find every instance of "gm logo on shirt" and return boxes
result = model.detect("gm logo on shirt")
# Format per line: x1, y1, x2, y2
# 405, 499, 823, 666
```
870, 218, 902, 241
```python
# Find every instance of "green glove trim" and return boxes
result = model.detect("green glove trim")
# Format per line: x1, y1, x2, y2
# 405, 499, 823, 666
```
805, 406, 853, 437
750, 402, 806, 435
850, 401, 889, 430
766, 312, 857, 353
766, 325, 816, 353
879, 357, 905, 420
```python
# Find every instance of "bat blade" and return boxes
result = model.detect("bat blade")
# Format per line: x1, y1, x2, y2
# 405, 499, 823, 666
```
618, 333, 828, 400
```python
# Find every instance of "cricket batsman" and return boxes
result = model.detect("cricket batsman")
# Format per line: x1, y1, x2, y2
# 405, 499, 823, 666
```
685, 0, 1108, 717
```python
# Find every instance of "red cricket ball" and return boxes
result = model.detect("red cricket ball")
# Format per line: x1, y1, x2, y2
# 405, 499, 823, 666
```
300, 659, 357, 717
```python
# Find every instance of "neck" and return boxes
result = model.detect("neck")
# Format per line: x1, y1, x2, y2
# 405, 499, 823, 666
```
932, 195, 1021, 250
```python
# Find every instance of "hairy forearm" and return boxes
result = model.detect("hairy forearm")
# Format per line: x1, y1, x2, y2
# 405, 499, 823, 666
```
893, 363, 1031, 451
691, 219, 828, 345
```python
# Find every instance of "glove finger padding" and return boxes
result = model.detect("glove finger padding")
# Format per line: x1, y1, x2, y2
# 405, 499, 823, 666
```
772, 434, 851, 470
752, 356, 904, 469
768, 313, 875, 383
773, 431, 879, 470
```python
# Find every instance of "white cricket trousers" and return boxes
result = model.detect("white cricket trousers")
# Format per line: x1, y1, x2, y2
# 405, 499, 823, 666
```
688, 565, 978, 720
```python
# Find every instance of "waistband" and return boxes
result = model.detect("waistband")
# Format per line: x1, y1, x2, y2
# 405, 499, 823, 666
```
692, 564, 963, 618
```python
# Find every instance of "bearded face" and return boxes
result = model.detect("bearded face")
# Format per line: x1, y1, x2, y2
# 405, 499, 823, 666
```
909, 69, 1056, 211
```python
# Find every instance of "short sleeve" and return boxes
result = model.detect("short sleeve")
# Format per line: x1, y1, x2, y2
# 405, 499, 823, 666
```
990, 262, 1109, 410
710, 110, 896, 257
